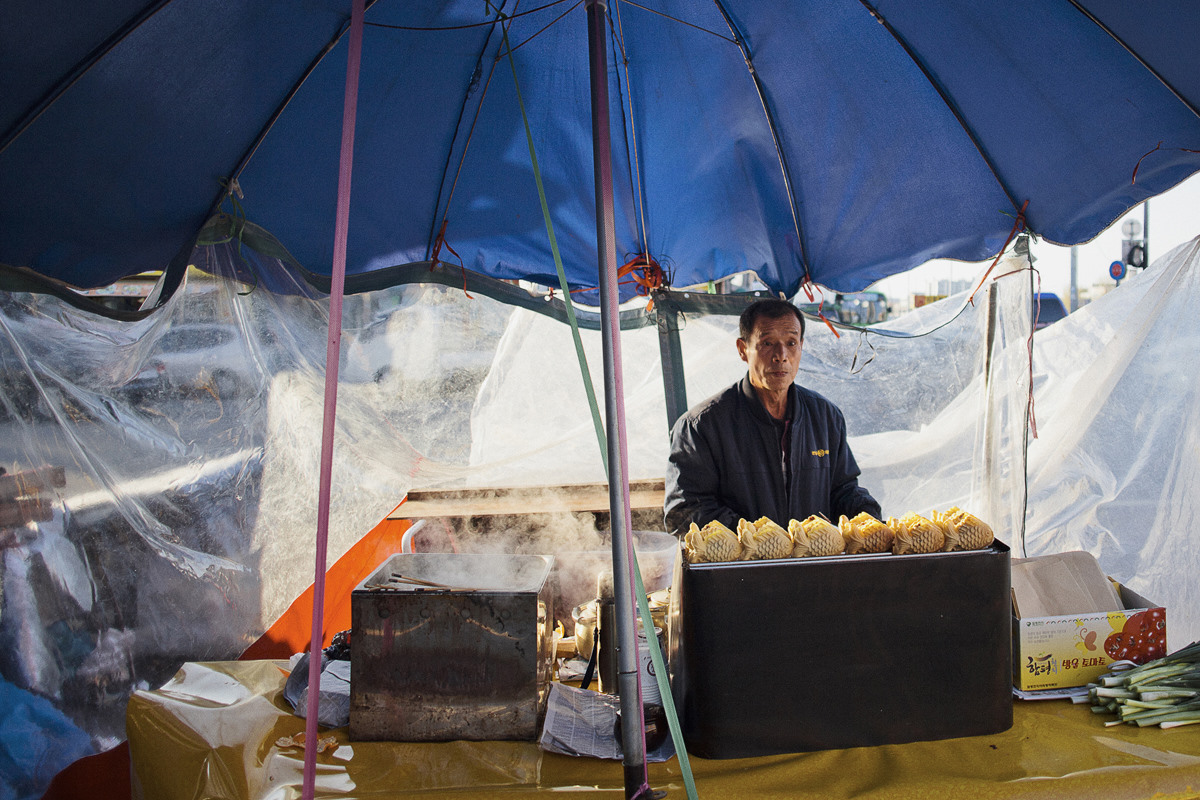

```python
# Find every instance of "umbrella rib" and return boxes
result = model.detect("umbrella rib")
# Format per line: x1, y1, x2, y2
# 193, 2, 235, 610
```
1064, 0, 1200, 121
855, 0, 1024, 216
711, 0, 812, 280
425, 0, 583, 258
211, 0, 384, 221
364, 0, 572, 32
424, 6, 508, 260
617, 0, 736, 44
501, 0, 585, 55
0, 0, 176, 156
426, 0, 585, 257
610, 1, 652, 258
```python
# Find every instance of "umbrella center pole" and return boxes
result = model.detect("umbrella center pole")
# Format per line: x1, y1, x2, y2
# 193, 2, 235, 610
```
585, 1, 652, 797
303, 1, 365, 799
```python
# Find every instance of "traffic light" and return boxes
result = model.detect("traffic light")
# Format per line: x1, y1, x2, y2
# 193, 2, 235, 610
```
1122, 240, 1145, 269
1121, 218, 1145, 270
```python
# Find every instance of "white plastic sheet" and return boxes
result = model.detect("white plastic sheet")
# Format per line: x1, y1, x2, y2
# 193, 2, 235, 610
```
472, 258, 1033, 551
1024, 237, 1200, 652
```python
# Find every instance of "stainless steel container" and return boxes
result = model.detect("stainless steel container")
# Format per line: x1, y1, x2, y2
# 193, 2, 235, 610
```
349, 552, 555, 742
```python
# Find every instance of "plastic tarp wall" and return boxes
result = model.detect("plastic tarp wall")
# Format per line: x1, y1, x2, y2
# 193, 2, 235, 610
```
0, 245, 510, 799
1, 236, 1199, 799
1024, 237, 1200, 645
470, 263, 1034, 543
465, 260, 1032, 628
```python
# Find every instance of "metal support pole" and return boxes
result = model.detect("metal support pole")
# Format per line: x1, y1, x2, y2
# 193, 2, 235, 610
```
982, 281, 999, 511
585, 1, 650, 796
1143, 199, 1150, 269
655, 295, 688, 432
303, 1, 364, 798
1069, 246, 1078, 312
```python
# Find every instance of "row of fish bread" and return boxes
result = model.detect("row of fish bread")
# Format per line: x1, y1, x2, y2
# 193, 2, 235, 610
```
683, 508, 994, 564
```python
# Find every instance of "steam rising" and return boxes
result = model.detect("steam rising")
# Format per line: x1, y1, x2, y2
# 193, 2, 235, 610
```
407, 488, 676, 624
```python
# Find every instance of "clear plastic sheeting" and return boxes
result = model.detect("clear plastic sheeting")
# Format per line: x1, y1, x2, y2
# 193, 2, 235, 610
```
472, 258, 1034, 550
1024, 237, 1200, 652
3, 235, 1200, 799
0, 241, 514, 796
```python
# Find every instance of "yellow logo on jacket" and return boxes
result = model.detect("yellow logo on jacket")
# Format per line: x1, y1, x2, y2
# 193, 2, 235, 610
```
811, 449, 829, 457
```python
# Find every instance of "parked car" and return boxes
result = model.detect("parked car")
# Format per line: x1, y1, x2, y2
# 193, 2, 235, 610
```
798, 302, 841, 323
122, 323, 258, 402
835, 291, 890, 325
1034, 293, 1068, 330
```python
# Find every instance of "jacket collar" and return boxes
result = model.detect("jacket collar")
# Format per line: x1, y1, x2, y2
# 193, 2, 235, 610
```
739, 373, 796, 424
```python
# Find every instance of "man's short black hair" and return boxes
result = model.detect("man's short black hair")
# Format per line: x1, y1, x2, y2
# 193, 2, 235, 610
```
739, 299, 805, 341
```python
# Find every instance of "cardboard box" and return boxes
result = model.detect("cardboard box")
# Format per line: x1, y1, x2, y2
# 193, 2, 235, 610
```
1011, 552, 1166, 692
669, 542, 1013, 758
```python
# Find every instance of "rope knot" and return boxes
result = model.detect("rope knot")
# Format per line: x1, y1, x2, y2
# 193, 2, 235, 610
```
617, 254, 665, 311
800, 278, 840, 338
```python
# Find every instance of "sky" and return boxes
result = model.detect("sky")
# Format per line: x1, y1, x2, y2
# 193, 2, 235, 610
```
870, 171, 1200, 310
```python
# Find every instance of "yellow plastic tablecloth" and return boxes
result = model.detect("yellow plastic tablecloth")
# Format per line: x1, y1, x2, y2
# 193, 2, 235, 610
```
127, 660, 1200, 800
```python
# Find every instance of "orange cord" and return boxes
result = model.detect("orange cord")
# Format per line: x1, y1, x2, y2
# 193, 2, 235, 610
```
429, 218, 474, 299
800, 279, 840, 338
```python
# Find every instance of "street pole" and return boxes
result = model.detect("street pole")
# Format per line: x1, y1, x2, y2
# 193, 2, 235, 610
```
1069, 246, 1078, 312
1144, 199, 1150, 269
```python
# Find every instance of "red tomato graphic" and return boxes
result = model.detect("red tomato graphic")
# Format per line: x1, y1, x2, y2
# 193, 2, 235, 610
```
1105, 631, 1130, 661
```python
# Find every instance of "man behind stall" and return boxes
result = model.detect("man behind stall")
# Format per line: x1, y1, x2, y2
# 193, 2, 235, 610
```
664, 298, 880, 536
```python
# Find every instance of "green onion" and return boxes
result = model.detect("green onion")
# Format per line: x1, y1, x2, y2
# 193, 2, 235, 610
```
1160, 719, 1200, 729
1089, 640, 1200, 729
1140, 690, 1197, 702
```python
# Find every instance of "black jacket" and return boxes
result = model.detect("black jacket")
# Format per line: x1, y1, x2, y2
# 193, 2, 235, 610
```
664, 375, 881, 535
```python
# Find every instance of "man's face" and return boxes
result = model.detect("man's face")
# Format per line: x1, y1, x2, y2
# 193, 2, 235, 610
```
737, 313, 803, 394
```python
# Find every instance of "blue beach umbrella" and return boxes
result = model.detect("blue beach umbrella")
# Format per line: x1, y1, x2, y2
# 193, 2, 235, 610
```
2, 1, 1198, 296
3, 2, 1200, 797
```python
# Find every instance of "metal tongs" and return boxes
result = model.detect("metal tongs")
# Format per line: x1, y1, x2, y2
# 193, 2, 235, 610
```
363, 572, 475, 592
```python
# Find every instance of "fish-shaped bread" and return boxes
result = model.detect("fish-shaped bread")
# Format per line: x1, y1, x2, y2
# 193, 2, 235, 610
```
890, 511, 946, 554
737, 516, 794, 560
933, 507, 995, 551
839, 511, 896, 554
684, 519, 743, 563
789, 515, 845, 557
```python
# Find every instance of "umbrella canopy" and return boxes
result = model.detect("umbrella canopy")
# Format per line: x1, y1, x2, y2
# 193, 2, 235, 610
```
2, 0, 1199, 296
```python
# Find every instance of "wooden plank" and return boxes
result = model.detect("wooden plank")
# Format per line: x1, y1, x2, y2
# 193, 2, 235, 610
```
390, 480, 665, 520
0, 527, 37, 549
0, 465, 66, 502
0, 496, 54, 527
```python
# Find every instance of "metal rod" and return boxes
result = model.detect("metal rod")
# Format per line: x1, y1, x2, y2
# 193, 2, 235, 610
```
982, 281, 998, 513
303, 1, 364, 797
655, 299, 688, 432
1069, 246, 1078, 312
712, 0, 811, 275
388, 573, 457, 588
1144, 199, 1150, 268
585, 0, 649, 795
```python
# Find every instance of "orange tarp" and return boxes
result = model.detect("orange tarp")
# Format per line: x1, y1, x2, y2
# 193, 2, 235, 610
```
240, 510, 413, 660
